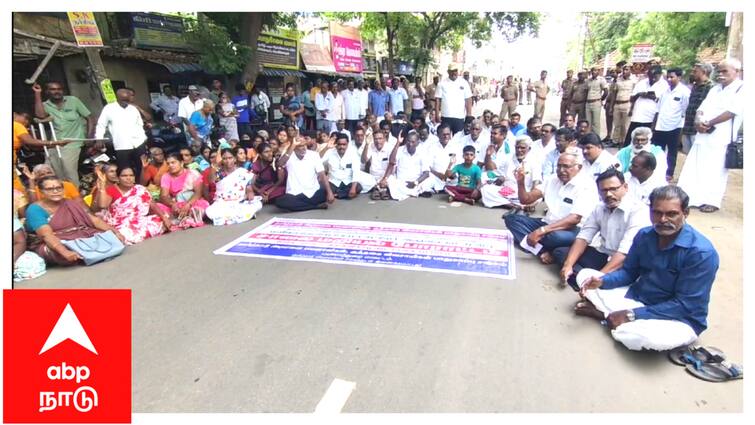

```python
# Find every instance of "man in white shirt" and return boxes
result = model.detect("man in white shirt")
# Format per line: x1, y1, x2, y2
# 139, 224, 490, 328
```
251, 87, 271, 124
177, 85, 204, 145
426, 123, 463, 192
150, 85, 180, 124
652, 68, 691, 181
95, 88, 147, 179
458, 119, 490, 166
624, 66, 669, 146
329, 83, 345, 133
323, 134, 375, 199
554, 168, 651, 290
386, 132, 434, 201
357, 80, 370, 120
543, 127, 580, 179
361, 130, 396, 200
275, 137, 335, 211
481, 135, 543, 210
315, 80, 334, 133
342, 79, 362, 135
531, 123, 557, 161
388, 77, 409, 116
334, 120, 351, 143
625, 151, 666, 205
434, 63, 473, 135
504, 147, 600, 264
580, 133, 621, 180
349, 126, 368, 163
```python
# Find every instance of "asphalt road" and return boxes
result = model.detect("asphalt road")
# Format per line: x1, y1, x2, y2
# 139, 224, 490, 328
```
17, 96, 743, 412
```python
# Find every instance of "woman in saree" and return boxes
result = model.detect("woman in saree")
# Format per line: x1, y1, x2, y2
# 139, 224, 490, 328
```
24, 176, 126, 266
204, 148, 262, 226
157, 152, 209, 230
234, 146, 252, 170
97, 166, 170, 245
249, 143, 286, 204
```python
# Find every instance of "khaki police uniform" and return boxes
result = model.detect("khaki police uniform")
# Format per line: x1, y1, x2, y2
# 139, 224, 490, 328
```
532, 80, 549, 119
585, 76, 608, 135
500, 84, 519, 119
611, 76, 636, 143
570, 80, 588, 122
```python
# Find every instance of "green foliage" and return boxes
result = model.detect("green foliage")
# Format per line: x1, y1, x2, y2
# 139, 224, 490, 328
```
617, 12, 727, 70
183, 14, 251, 74
583, 12, 636, 66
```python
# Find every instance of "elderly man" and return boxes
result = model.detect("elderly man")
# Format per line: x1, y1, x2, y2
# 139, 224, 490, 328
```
681, 63, 714, 155
386, 132, 434, 200
500, 75, 519, 120
275, 136, 336, 211
504, 148, 599, 264
616, 126, 667, 179
323, 134, 374, 199
543, 127, 580, 179
458, 119, 490, 166
32, 81, 95, 188
625, 151, 666, 205
575, 186, 719, 351
434, 63, 473, 135
678, 59, 743, 213
580, 133, 621, 180
177, 85, 204, 145
95, 88, 147, 180
554, 168, 650, 290
362, 129, 397, 200
624, 66, 669, 147
481, 135, 542, 210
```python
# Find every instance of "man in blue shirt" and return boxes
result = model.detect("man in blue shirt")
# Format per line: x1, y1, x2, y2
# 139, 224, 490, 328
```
509, 112, 526, 136
231, 84, 253, 138
368, 79, 390, 118
575, 185, 719, 351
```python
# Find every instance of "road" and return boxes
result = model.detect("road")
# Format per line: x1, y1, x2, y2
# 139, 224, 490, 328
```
17, 95, 743, 412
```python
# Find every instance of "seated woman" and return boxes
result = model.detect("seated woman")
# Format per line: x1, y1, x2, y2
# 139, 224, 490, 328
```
24, 164, 83, 205
89, 163, 120, 212
250, 142, 287, 204
157, 152, 209, 230
24, 176, 126, 266
233, 146, 252, 170
204, 148, 262, 226
97, 166, 170, 245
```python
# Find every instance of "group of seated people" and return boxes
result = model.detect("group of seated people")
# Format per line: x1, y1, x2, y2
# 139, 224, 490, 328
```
13, 108, 720, 354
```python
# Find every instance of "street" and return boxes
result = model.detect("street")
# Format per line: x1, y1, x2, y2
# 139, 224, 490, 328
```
17, 91, 743, 412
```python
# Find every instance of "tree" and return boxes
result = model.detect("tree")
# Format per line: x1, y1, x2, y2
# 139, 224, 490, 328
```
582, 12, 636, 67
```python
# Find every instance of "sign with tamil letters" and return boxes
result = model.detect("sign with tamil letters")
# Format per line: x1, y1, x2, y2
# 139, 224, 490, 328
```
67, 12, 104, 47
257, 31, 299, 70
631, 43, 654, 63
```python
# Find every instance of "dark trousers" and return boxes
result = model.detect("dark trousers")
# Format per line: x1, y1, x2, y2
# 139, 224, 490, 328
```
441, 117, 465, 135
330, 182, 360, 199
115, 144, 145, 181
552, 245, 610, 289
238, 123, 253, 138
503, 214, 579, 253
652, 128, 681, 178
623, 121, 653, 147
274, 189, 327, 212
345, 119, 360, 135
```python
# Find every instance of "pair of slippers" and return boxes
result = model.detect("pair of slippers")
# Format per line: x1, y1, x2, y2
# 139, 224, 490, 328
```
668, 345, 743, 382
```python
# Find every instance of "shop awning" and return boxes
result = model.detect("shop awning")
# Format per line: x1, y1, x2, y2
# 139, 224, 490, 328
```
147, 59, 203, 73
260, 68, 306, 78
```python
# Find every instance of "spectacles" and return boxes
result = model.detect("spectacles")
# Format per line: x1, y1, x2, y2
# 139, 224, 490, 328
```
599, 185, 624, 194
41, 186, 64, 192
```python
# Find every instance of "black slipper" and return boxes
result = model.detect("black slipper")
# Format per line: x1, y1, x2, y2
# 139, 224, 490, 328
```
685, 360, 743, 382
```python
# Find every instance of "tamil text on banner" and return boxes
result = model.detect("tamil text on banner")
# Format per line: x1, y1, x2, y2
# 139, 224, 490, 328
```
631, 43, 654, 63
131, 12, 188, 50
67, 12, 104, 47
257, 31, 299, 70
214, 218, 516, 280
329, 22, 363, 73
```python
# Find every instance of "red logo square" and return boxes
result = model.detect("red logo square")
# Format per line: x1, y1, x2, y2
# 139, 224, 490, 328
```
4, 289, 131, 423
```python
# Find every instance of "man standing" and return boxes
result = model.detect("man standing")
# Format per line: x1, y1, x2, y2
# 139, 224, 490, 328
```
410, 77, 426, 122
499, 75, 519, 120
435, 63, 473, 135
678, 59, 743, 213
585, 67, 609, 138
367, 79, 390, 119
231, 84, 252, 137
32, 81, 94, 188
652, 68, 690, 182
388, 77, 408, 116
301, 82, 317, 131
342, 79, 362, 135
681, 63, 714, 155
625, 66, 669, 146
315, 80, 334, 133
611, 64, 636, 146
569, 71, 589, 122
602, 63, 622, 146
178, 85, 204, 145
251, 86, 271, 125
530, 70, 550, 120
576, 185, 719, 351
555, 168, 650, 290
517, 77, 524, 105
95, 88, 147, 179
560, 70, 575, 125
275, 137, 336, 211
150, 85, 180, 124
358, 79, 370, 120
208, 79, 224, 104
425, 75, 439, 112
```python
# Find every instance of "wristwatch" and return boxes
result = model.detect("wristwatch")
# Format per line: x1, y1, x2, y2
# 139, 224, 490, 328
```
626, 310, 636, 322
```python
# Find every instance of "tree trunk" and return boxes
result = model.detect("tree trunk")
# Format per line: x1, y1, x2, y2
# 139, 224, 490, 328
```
240, 13, 265, 86
726, 12, 743, 64
384, 13, 395, 79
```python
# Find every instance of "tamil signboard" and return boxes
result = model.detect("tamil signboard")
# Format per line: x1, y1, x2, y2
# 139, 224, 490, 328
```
66, 12, 103, 47
257, 31, 299, 70
631, 43, 654, 63
131, 12, 188, 50
300, 42, 336, 73
329, 22, 363, 73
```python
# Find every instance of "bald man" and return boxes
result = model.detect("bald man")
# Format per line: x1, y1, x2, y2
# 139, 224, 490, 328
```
95, 88, 148, 179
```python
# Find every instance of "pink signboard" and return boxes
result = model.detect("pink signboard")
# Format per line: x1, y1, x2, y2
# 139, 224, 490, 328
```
330, 22, 363, 73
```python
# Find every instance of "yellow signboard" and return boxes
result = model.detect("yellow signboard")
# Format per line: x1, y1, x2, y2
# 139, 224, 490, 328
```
100, 79, 117, 104
67, 12, 104, 47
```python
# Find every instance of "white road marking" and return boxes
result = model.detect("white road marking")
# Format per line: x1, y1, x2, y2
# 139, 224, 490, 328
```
314, 378, 356, 413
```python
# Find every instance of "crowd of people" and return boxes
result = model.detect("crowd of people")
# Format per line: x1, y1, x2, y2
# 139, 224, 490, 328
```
12, 57, 743, 354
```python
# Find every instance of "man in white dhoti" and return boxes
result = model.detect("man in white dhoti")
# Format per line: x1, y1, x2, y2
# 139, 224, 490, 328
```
361, 130, 396, 200
677, 59, 744, 213
386, 132, 435, 201
480, 135, 542, 210
322, 134, 375, 199
575, 185, 719, 351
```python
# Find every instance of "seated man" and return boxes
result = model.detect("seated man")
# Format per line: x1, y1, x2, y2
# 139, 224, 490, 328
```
275, 137, 335, 211
458, 119, 490, 165
425, 123, 462, 193
509, 112, 526, 136
580, 133, 621, 180
444, 145, 482, 205
386, 132, 434, 201
481, 135, 543, 210
625, 151, 667, 205
554, 168, 650, 290
542, 127, 580, 179
576, 185, 719, 351
615, 126, 667, 179
322, 134, 374, 199
335, 119, 352, 142
504, 148, 599, 264
361, 130, 396, 200
349, 126, 368, 159
140, 146, 168, 199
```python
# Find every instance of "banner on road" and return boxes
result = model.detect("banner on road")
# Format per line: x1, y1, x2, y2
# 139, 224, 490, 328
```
214, 218, 516, 280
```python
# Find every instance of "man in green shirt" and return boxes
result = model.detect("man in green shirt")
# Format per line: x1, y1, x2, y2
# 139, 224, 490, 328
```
445, 145, 482, 205
32, 81, 95, 188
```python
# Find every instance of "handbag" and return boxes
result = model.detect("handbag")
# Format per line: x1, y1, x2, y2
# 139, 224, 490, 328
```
724, 83, 743, 169
61, 230, 125, 266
